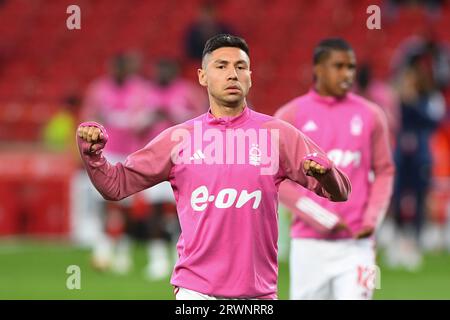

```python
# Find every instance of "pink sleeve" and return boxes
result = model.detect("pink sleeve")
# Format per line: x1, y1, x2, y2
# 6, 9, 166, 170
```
274, 120, 351, 202
77, 122, 178, 201
362, 107, 395, 229
279, 180, 342, 233
273, 100, 298, 126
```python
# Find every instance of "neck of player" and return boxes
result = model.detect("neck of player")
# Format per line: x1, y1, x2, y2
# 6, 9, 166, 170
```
315, 83, 333, 97
210, 99, 246, 118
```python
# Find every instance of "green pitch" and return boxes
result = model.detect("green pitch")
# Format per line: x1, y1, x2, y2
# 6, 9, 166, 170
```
0, 240, 449, 299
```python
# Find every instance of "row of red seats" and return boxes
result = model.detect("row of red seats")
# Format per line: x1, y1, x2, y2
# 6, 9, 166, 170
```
0, 152, 75, 236
0, 180, 71, 236
0, 1, 449, 136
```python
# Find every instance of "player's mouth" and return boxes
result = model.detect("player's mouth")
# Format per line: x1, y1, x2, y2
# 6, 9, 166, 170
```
225, 85, 241, 92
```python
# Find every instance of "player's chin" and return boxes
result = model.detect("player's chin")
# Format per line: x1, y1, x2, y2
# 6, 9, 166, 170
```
333, 87, 349, 98
223, 93, 244, 104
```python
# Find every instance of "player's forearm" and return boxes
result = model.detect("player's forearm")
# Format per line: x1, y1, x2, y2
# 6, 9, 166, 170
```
279, 181, 341, 232
76, 121, 158, 201
300, 135, 351, 202
362, 168, 395, 229
77, 137, 132, 201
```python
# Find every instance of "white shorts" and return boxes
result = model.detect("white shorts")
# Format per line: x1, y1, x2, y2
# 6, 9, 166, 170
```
175, 287, 217, 300
290, 238, 378, 300
174, 287, 267, 300
105, 152, 175, 205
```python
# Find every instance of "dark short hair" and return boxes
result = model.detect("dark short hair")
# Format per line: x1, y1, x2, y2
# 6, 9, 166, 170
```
313, 38, 353, 65
202, 34, 250, 60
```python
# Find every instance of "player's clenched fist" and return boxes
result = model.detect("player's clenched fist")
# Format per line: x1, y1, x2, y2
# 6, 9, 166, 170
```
302, 153, 331, 177
304, 159, 328, 175
77, 126, 104, 143
77, 123, 108, 154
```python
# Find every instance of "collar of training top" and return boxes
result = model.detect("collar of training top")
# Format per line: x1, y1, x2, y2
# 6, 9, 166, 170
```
205, 105, 250, 128
309, 88, 349, 105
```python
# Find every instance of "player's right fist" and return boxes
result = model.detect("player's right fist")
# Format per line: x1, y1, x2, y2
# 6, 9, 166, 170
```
77, 126, 103, 143
77, 122, 108, 154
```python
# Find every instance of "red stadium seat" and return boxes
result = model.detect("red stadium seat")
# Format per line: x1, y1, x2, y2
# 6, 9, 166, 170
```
0, 0, 448, 134
0, 182, 20, 236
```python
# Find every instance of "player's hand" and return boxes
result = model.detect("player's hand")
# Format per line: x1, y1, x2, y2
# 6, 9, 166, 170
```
77, 125, 107, 153
354, 226, 374, 239
332, 221, 350, 233
304, 159, 329, 176
77, 126, 103, 143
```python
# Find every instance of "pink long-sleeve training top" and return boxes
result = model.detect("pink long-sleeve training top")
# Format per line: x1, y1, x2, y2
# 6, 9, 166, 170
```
275, 89, 395, 240
77, 105, 351, 298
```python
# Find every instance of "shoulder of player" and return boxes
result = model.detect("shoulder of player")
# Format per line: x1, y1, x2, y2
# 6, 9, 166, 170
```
183, 112, 207, 127
347, 93, 382, 112
348, 93, 385, 119
245, 108, 273, 123
164, 119, 197, 136
260, 118, 313, 160
259, 115, 306, 141
274, 96, 308, 118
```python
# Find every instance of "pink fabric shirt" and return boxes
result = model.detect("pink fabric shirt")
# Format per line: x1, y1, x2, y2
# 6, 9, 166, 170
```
77, 106, 351, 298
275, 89, 395, 240
81, 75, 151, 155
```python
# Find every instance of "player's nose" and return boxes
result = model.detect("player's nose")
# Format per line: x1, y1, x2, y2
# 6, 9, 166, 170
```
227, 68, 238, 80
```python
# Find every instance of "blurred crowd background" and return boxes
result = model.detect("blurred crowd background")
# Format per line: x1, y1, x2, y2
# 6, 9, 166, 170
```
0, 0, 450, 298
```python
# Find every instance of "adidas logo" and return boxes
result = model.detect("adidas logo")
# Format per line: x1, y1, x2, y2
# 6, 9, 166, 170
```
190, 149, 205, 160
302, 120, 318, 132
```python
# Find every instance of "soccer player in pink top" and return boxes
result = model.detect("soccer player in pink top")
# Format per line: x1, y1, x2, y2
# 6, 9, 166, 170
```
80, 53, 152, 274
275, 38, 395, 300
76, 34, 351, 300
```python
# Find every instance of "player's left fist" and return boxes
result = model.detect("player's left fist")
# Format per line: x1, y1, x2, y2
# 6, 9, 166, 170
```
304, 159, 327, 176
302, 153, 331, 177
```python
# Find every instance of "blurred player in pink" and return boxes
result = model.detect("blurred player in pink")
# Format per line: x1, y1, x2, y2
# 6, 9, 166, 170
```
81, 52, 154, 273
275, 38, 395, 300
76, 34, 351, 299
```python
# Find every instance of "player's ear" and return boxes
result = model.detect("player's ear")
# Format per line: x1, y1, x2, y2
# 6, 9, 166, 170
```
249, 70, 252, 88
313, 64, 321, 80
198, 68, 207, 87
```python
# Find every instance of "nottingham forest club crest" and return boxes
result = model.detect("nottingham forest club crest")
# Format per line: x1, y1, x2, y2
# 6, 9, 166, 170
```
350, 115, 363, 136
249, 144, 261, 166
